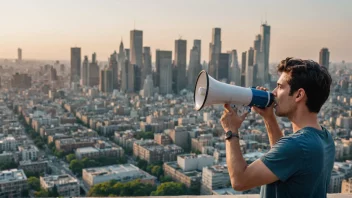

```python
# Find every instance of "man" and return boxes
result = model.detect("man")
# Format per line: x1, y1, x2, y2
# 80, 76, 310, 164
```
220, 57, 335, 198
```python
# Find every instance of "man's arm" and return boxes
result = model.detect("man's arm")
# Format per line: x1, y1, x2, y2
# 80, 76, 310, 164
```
226, 133, 278, 191
252, 86, 284, 147
263, 116, 283, 147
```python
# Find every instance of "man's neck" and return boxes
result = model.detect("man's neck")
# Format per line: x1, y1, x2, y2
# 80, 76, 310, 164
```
289, 108, 321, 133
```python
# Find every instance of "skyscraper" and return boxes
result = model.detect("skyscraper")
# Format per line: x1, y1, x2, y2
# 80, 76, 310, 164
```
17, 48, 22, 62
118, 40, 126, 76
142, 47, 152, 89
194, 39, 201, 62
50, 66, 58, 82
217, 53, 230, 81
175, 39, 187, 93
142, 75, 154, 98
143, 47, 152, 76
121, 60, 129, 93
188, 43, 202, 90
319, 48, 330, 70
110, 51, 118, 90
130, 30, 143, 67
245, 47, 255, 87
260, 23, 271, 83
99, 66, 113, 93
81, 56, 89, 86
254, 34, 264, 86
208, 28, 222, 77
156, 50, 173, 95
241, 51, 247, 87
229, 50, 241, 85
88, 53, 99, 87
71, 47, 81, 84
125, 49, 130, 62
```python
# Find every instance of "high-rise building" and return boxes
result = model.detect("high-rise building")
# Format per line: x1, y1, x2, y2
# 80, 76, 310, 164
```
118, 40, 126, 78
194, 40, 201, 62
133, 64, 142, 92
88, 53, 99, 87
125, 49, 130, 62
70, 47, 81, 84
11, 73, 32, 89
254, 34, 264, 86
229, 50, 241, 85
188, 42, 202, 90
18, 48, 22, 62
99, 66, 113, 93
50, 66, 58, 82
142, 75, 154, 98
208, 28, 222, 77
60, 64, 65, 75
110, 51, 118, 90
260, 23, 271, 83
156, 50, 173, 95
81, 55, 89, 86
319, 48, 330, 70
175, 39, 187, 93
241, 51, 247, 87
246, 47, 255, 87
130, 30, 143, 67
121, 60, 129, 93
217, 53, 230, 81
142, 47, 152, 88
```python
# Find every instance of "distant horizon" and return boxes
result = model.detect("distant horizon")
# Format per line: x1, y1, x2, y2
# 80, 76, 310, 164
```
1, 0, 351, 62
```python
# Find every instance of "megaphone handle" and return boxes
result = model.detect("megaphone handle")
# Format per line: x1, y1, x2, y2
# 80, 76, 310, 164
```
231, 104, 251, 115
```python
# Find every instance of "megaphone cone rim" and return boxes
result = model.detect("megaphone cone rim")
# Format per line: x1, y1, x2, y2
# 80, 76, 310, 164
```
194, 70, 209, 111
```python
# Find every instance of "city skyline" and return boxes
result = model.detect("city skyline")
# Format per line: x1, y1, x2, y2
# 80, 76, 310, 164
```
1, 0, 351, 62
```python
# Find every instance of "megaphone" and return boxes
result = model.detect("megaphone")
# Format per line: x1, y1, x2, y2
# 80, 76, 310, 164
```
194, 70, 275, 111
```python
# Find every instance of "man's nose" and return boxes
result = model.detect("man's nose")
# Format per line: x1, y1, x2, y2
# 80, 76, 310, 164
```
272, 88, 278, 97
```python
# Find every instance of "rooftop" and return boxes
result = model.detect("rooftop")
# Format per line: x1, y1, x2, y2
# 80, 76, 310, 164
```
0, 169, 27, 183
84, 164, 140, 176
41, 174, 78, 187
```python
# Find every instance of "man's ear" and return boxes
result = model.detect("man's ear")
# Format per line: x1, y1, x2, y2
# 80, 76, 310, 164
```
295, 88, 305, 102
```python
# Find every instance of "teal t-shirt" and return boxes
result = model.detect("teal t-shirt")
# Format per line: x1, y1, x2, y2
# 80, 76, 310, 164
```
260, 127, 335, 198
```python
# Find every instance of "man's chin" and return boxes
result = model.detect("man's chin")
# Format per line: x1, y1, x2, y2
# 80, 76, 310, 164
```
274, 110, 284, 117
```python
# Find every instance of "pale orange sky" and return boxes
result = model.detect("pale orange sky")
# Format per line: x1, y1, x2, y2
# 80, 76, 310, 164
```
1, 0, 351, 63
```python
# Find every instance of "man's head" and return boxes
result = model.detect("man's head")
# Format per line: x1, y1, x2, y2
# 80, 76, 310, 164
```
272, 57, 332, 118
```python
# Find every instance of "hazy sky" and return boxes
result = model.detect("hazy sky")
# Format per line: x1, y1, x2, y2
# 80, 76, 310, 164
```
1, 0, 351, 63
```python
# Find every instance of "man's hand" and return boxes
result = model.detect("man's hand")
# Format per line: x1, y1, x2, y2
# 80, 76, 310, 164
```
221, 104, 249, 133
251, 86, 275, 120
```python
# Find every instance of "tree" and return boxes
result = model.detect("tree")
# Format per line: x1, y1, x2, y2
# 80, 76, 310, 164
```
0, 160, 18, 170
151, 165, 163, 179
88, 179, 156, 197
151, 182, 186, 196
28, 177, 40, 191
69, 159, 84, 176
66, 154, 76, 163
160, 175, 173, 183
34, 189, 49, 197
24, 170, 40, 178
136, 159, 148, 171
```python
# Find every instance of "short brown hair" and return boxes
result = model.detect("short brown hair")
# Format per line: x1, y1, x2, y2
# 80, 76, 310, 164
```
277, 57, 332, 113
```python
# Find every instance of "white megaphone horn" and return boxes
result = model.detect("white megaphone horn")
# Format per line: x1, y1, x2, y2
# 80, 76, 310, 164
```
194, 70, 275, 111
